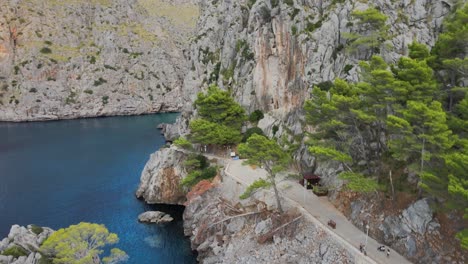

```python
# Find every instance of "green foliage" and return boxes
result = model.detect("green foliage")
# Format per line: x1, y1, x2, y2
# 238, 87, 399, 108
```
239, 134, 290, 212
248, 110, 264, 123
31, 225, 44, 235
272, 125, 279, 136
408, 42, 430, 60
247, 0, 256, 9
94, 78, 107, 86
242, 127, 265, 142
174, 137, 193, 150
291, 25, 298, 35
2, 245, 28, 258
305, 55, 450, 196
339, 172, 379, 193
456, 228, 468, 250
388, 101, 454, 180
194, 85, 246, 129
345, 8, 389, 58
102, 96, 109, 105
40, 47, 52, 54
181, 167, 217, 187
189, 85, 245, 146
102, 248, 128, 264
189, 119, 242, 145
429, 3, 468, 113
344, 64, 353, 75
240, 178, 271, 199
40, 222, 127, 264
180, 154, 216, 187
235, 40, 255, 61
89, 56, 96, 64
239, 134, 290, 176
308, 146, 352, 163
184, 154, 208, 171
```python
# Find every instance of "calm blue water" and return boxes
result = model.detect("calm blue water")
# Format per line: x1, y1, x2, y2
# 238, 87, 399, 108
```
0, 114, 197, 264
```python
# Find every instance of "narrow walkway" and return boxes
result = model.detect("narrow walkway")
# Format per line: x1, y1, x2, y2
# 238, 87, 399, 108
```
225, 159, 412, 264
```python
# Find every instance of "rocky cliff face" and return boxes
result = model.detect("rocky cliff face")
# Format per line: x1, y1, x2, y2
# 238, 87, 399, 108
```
166, 0, 455, 171
0, 0, 199, 121
0, 225, 53, 264
181, 0, 451, 124
333, 191, 467, 264
136, 147, 190, 205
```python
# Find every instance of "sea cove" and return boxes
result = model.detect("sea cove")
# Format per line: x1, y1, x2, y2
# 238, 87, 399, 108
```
0, 114, 196, 263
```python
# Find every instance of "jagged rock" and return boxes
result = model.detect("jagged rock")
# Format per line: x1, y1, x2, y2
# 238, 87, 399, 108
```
0, 225, 53, 264
255, 219, 272, 235
136, 147, 189, 205
406, 235, 417, 257
401, 198, 434, 234
138, 211, 174, 224
226, 218, 245, 234
183, 173, 356, 264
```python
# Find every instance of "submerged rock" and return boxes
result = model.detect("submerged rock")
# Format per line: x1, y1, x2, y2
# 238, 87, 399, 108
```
138, 211, 174, 224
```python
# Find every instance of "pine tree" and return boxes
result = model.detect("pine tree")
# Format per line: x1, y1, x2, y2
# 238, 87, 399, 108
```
429, 3, 468, 110
387, 101, 454, 190
189, 85, 245, 146
238, 134, 291, 213
344, 8, 389, 59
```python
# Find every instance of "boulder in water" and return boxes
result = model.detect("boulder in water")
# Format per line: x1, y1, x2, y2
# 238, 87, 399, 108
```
138, 211, 174, 224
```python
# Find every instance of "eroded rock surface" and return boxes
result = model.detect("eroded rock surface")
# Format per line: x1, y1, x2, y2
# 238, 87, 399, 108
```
136, 147, 189, 205
183, 177, 363, 264
0, 225, 54, 264
138, 211, 174, 224
0, 0, 200, 121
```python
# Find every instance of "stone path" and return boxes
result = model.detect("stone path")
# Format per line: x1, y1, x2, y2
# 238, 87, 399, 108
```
224, 159, 412, 264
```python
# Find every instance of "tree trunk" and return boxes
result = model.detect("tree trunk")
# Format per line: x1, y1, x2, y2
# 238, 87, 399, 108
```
269, 175, 284, 214
418, 138, 426, 198
389, 170, 395, 201
420, 138, 425, 173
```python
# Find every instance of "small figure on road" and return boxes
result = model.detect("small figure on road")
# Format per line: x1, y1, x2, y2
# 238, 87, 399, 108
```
378, 245, 386, 252
359, 243, 364, 253
386, 248, 390, 258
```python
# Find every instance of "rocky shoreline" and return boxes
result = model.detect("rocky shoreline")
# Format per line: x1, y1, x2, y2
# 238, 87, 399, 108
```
0, 225, 53, 264
0, 110, 179, 123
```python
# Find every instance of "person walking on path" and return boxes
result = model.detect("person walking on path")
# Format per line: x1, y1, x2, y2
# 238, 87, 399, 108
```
387, 248, 390, 258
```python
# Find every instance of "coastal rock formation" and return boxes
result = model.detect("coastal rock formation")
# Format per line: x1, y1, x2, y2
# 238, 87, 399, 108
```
138, 211, 174, 224
0, 0, 199, 121
0, 225, 53, 264
137, 1, 459, 262
136, 147, 189, 205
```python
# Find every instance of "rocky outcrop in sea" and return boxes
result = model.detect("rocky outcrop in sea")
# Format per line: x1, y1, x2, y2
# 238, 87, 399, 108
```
0, 225, 53, 264
138, 211, 174, 224
136, 147, 189, 205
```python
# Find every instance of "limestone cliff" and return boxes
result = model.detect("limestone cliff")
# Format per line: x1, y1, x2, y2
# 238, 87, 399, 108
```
0, 0, 199, 121
167, 0, 455, 171
180, 0, 451, 123
0, 225, 53, 264
136, 147, 189, 205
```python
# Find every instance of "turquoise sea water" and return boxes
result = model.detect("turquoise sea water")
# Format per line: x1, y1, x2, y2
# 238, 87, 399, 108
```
0, 114, 197, 263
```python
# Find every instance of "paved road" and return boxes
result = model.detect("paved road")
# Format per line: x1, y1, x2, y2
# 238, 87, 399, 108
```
225, 159, 412, 264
